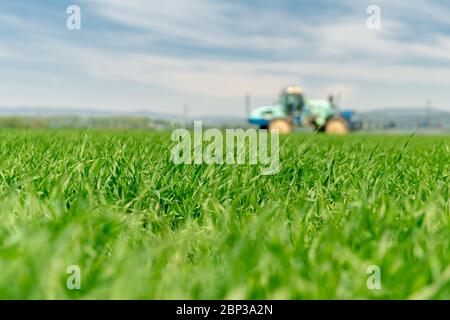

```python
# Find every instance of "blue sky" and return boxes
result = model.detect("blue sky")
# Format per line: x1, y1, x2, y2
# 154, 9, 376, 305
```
1, 0, 449, 116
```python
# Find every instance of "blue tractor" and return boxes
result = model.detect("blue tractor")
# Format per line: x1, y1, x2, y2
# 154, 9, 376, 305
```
248, 86, 361, 134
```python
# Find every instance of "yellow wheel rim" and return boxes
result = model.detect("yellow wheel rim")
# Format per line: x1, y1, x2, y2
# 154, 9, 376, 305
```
269, 119, 293, 134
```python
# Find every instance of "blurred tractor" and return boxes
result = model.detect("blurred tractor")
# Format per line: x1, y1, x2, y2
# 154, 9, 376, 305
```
248, 86, 361, 134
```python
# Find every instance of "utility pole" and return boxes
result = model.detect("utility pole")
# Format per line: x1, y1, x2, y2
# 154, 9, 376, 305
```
183, 104, 189, 128
425, 100, 432, 128
335, 93, 342, 109
245, 94, 251, 118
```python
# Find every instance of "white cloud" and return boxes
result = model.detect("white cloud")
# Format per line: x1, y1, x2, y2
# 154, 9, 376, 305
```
0, 13, 31, 30
87, 0, 450, 64
80, 0, 450, 85
2, 0, 450, 114
75, 50, 299, 97
74, 47, 450, 97
87, 0, 311, 52
318, 22, 450, 66
0, 48, 9, 59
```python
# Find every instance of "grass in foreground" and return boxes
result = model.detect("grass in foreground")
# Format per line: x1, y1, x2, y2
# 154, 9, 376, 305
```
0, 129, 448, 299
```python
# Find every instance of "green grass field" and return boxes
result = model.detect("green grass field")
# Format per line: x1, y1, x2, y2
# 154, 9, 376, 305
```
0, 129, 448, 299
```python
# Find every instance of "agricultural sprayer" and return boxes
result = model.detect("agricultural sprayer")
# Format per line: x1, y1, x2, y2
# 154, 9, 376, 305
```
248, 86, 361, 134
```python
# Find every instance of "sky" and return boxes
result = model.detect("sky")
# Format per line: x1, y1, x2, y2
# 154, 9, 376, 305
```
0, 0, 449, 117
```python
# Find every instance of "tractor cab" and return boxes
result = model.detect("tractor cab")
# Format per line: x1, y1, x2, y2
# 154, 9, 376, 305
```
248, 85, 357, 134
279, 86, 305, 115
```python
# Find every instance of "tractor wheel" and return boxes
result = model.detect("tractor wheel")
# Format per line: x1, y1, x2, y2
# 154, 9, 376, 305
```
325, 117, 349, 135
269, 119, 293, 134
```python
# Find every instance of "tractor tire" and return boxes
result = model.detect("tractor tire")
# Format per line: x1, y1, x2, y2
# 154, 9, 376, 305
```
325, 117, 349, 135
269, 119, 293, 134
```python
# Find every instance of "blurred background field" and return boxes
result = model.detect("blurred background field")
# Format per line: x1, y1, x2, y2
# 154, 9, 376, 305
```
0, 106, 449, 133
0, 129, 448, 299
1, 0, 450, 300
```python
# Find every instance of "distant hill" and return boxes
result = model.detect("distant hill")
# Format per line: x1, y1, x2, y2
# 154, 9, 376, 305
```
0, 106, 249, 127
0, 106, 182, 121
1, 106, 449, 129
357, 108, 450, 129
